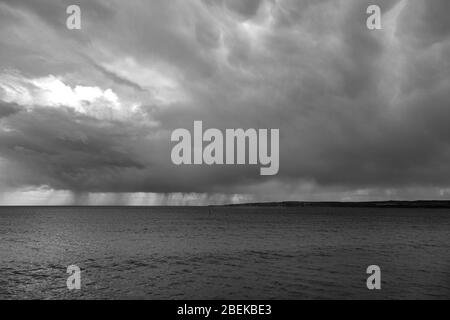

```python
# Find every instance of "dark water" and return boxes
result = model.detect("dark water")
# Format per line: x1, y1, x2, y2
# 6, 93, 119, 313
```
0, 206, 449, 300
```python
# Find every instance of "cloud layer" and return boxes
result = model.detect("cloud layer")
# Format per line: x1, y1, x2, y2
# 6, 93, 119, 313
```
1, 0, 450, 204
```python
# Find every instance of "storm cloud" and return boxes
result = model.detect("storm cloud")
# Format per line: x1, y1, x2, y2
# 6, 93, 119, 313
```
0, 0, 450, 204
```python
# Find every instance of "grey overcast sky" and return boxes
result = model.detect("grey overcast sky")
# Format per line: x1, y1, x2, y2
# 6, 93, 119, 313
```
1, 0, 450, 205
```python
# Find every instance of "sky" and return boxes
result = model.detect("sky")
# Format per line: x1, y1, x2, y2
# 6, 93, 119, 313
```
0, 0, 450, 205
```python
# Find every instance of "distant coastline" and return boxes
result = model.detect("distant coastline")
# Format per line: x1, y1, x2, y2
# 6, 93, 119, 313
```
222, 200, 450, 209
2, 200, 450, 208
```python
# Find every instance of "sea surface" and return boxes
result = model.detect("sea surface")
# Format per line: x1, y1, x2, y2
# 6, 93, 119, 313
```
0, 206, 449, 300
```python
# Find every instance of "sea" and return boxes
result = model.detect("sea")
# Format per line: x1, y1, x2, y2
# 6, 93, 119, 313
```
0, 206, 449, 299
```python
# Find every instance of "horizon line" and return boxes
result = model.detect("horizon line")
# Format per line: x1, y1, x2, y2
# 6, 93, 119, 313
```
2, 200, 450, 208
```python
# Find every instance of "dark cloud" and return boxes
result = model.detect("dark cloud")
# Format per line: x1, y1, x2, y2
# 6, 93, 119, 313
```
0, 101, 21, 118
397, 0, 450, 47
203, 0, 263, 20
225, 0, 263, 19
91, 62, 147, 92
0, 106, 146, 191
1, 0, 450, 203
